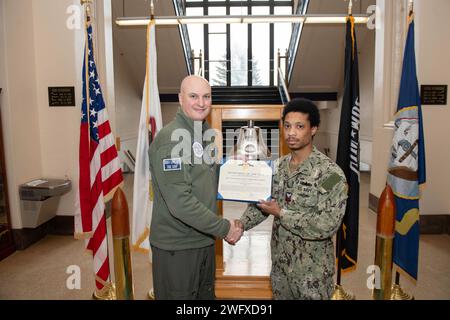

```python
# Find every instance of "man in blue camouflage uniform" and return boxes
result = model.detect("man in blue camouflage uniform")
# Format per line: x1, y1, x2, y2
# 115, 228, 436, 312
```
239, 98, 348, 299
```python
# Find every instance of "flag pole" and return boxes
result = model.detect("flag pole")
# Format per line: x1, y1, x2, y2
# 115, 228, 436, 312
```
147, 0, 154, 140
147, 0, 156, 301
332, 0, 355, 300
82, 0, 91, 152
389, 0, 415, 301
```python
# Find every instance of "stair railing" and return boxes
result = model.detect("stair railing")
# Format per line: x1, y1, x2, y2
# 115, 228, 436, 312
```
285, 0, 310, 84
173, 0, 194, 75
277, 67, 290, 105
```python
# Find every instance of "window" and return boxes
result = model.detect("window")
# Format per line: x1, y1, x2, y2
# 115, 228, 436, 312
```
185, 0, 293, 87
230, 6, 248, 86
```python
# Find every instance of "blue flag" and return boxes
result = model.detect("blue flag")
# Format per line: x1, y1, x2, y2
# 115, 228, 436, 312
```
387, 20, 426, 281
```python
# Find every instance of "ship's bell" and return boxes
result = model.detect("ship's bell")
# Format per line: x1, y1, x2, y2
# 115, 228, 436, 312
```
234, 120, 270, 161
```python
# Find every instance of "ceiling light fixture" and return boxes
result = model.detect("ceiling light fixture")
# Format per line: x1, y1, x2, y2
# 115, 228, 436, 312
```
115, 14, 370, 27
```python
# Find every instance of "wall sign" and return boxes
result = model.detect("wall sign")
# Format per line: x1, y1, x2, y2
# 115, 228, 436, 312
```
420, 85, 447, 105
48, 86, 75, 107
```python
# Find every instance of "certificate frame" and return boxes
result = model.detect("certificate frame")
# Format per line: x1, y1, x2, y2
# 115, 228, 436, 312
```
217, 159, 272, 203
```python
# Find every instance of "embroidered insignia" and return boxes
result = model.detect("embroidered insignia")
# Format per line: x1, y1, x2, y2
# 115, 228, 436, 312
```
163, 158, 182, 171
285, 191, 292, 204
320, 172, 341, 192
192, 141, 204, 158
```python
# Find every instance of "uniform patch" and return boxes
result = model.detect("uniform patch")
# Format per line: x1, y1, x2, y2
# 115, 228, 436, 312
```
319, 173, 341, 192
192, 141, 204, 158
285, 191, 292, 204
163, 158, 182, 171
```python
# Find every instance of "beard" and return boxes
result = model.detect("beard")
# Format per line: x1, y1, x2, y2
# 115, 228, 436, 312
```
286, 138, 312, 151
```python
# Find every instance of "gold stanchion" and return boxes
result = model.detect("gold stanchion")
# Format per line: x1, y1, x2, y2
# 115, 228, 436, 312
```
372, 184, 396, 300
111, 188, 135, 300
331, 284, 355, 300
389, 271, 415, 300
390, 284, 414, 300
93, 282, 116, 300
148, 288, 155, 300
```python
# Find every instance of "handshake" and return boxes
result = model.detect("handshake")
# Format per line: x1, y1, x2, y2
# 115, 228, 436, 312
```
224, 219, 244, 245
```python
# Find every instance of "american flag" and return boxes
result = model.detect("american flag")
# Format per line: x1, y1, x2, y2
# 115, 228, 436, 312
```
76, 17, 123, 291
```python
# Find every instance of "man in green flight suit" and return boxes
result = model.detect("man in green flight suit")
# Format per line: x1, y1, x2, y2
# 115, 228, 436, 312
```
149, 75, 243, 300
239, 98, 348, 299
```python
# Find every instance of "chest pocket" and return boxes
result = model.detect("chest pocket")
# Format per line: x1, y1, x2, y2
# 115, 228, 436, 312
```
191, 162, 216, 183
283, 177, 318, 209
295, 184, 318, 208
272, 175, 282, 198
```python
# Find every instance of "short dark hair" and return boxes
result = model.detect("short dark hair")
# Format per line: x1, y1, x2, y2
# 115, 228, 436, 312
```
282, 98, 320, 128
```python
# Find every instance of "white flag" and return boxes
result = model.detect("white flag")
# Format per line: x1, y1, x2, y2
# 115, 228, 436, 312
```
132, 21, 162, 261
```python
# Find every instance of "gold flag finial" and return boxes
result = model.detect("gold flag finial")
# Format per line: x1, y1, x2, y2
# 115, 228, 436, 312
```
408, 0, 414, 12
81, 0, 93, 24
150, 0, 155, 19
348, 0, 353, 15
407, 0, 414, 23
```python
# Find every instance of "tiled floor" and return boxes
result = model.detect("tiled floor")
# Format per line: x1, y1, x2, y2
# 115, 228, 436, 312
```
0, 172, 449, 300
223, 201, 273, 276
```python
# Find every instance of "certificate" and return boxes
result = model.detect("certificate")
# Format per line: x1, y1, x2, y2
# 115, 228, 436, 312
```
217, 159, 272, 203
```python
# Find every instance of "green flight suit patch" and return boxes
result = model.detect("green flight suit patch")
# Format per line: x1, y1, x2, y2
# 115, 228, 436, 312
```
319, 172, 341, 193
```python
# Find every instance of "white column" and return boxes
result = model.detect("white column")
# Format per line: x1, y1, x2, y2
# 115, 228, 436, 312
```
370, 0, 410, 198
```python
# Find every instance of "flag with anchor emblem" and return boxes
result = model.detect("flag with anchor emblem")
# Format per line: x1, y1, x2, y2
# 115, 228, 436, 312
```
387, 17, 426, 281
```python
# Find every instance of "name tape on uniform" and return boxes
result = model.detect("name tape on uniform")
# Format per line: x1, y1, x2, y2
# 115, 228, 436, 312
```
163, 158, 182, 171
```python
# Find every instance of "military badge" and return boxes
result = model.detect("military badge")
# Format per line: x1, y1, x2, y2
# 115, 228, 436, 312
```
285, 191, 292, 204
192, 141, 204, 158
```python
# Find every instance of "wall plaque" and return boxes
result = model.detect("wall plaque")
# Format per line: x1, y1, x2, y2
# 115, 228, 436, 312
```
420, 85, 447, 105
48, 86, 75, 107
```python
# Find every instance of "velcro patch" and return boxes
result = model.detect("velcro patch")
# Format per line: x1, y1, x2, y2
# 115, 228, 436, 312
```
319, 172, 341, 193
163, 158, 182, 171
